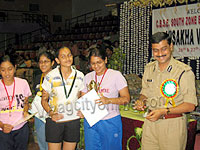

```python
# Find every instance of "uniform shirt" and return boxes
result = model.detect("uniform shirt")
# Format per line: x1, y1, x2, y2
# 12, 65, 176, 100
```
82, 69, 128, 120
42, 66, 84, 120
0, 77, 32, 130
140, 57, 198, 110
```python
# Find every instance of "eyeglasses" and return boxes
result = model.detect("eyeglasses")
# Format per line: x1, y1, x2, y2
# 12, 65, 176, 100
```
39, 60, 51, 64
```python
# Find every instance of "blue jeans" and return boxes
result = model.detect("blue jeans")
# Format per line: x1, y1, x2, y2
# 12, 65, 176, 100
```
0, 123, 29, 150
35, 117, 48, 150
84, 115, 122, 150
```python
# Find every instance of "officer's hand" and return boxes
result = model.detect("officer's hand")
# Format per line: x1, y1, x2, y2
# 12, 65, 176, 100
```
134, 100, 145, 111
146, 109, 166, 122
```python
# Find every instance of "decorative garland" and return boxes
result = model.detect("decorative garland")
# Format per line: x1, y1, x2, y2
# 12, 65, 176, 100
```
126, 0, 199, 8
121, 1, 200, 79
174, 56, 200, 79
120, 2, 150, 75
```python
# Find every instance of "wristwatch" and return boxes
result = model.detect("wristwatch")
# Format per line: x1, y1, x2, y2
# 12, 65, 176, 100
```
166, 107, 170, 115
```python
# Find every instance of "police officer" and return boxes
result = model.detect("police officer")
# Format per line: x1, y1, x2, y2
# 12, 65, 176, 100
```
135, 32, 198, 150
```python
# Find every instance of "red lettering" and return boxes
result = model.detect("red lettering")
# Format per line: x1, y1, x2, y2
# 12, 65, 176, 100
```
186, 16, 197, 25
171, 17, 184, 27
199, 15, 200, 24
156, 20, 159, 28
156, 19, 169, 28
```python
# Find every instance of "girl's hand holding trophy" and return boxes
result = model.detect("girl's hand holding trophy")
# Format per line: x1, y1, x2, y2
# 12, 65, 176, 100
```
87, 80, 110, 106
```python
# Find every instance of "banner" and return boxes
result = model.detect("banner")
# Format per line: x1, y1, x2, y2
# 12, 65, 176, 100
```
152, 4, 200, 57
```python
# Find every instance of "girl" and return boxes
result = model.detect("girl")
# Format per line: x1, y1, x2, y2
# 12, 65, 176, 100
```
30, 51, 55, 150
80, 46, 130, 150
41, 46, 84, 150
0, 55, 32, 150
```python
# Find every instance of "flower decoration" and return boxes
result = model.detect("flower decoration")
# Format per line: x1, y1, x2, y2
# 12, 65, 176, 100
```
126, 0, 195, 8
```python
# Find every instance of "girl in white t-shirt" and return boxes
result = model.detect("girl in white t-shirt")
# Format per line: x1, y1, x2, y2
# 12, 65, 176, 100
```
41, 47, 84, 150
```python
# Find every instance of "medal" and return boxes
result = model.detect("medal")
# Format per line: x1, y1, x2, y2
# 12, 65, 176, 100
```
88, 80, 98, 92
37, 91, 42, 97
160, 79, 178, 107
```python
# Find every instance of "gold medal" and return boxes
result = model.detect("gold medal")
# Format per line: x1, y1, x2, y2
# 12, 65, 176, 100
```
37, 91, 42, 97
88, 80, 98, 92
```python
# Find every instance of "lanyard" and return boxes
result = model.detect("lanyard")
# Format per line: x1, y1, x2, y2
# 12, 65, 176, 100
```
40, 74, 44, 92
95, 68, 108, 92
2, 79, 15, 112
59, 68, 77, 99
37, 74, 44, 97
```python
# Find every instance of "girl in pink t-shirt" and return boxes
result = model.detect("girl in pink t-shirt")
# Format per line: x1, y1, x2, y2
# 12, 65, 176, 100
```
0, 55, 32, 150
79, 46, 130, 150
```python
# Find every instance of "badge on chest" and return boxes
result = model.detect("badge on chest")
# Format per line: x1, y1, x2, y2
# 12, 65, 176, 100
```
160, 79, 179, 107
147, 79, 153, 82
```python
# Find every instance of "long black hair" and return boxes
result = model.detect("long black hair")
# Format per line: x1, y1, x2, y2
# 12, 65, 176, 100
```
38, 50, 55, 62
55, 46, 72, 58
0, 55, 16, 67
88, 45, 107, 63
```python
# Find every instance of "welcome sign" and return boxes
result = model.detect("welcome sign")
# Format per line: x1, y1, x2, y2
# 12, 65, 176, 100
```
152, 3, 200, 56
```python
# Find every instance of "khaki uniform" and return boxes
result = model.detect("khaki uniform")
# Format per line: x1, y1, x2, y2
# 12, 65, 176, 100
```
140, 57, 198, 150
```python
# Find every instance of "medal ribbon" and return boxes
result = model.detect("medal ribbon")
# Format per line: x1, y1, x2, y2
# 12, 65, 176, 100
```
95, 68, 108, 92
37, 74, 44, 97
2, 79, 15, 111
59, 68, 77, 99
39, 74, 44, 92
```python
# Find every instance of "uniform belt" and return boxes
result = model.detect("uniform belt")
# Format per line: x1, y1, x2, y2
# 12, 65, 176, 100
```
161, 114, 182, 119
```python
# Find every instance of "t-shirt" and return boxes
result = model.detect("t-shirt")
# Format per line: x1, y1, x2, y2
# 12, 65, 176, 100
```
0, 77, 32, 130
42, 66, 84, 120
82, 69, 127, 120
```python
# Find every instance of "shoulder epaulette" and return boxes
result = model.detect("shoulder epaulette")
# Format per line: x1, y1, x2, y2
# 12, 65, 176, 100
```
175, 60, 191, 72
145, 61, 156, 68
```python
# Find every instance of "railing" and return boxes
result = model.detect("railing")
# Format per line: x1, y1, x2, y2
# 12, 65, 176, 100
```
65, 9, 102, 31
0, 9, 51, 51
0, 28, 50, 51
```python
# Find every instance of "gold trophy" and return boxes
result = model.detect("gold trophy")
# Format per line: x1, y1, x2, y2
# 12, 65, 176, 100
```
87, 80, 98, 92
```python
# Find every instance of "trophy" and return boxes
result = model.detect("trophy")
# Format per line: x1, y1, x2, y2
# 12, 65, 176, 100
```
87, 80, 98, 92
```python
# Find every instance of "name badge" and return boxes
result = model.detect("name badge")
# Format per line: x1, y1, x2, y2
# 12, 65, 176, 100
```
147, 79, 153, 82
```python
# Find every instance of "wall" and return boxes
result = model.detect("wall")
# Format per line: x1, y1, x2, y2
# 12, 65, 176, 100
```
0, 0, 125, 32
0, 0, 72, 32
72, 0, 124, 18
